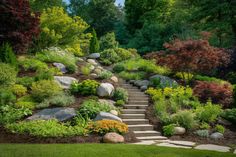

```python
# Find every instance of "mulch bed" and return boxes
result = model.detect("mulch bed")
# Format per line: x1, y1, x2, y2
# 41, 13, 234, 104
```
0, 127, 137, 144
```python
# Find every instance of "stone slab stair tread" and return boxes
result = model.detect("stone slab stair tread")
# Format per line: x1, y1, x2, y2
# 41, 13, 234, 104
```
119, 81, 168, 143
136, 136, 168, 140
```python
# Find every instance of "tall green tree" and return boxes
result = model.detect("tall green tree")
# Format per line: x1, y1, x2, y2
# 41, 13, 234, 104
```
89, 29, 100, 53
88, 0, 118, 36
187, 0, 236, 47
29, 0, 66, 12
68, 0, 90, 21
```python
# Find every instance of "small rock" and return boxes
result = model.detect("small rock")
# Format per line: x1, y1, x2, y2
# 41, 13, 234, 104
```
77, 58, 84, 62
90, 73, 98, 78
218, 118, 232, 126
103, 132, 124, 143
94, 68, 102, 74
194, 144, 230, 152
110, 76, 118, 83
94, 112, 122, 122
97, 66, 104, 70
27, 108, 76, 122
174, 127, 186, 135
140, 85, 148, 91
110, 110, 118, 116
97, 83, 115, 97
87, 59, 98, 66
134, 80, 150, 87
88, 53, 100, 59
53, 63, 67, 73
210, 132, 224, 140
129, 80, 135, 84
54, 76, 77, 89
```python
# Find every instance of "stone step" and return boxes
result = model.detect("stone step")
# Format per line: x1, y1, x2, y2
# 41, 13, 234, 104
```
127, 89, 142, 92
124, 105, 148, 109
120, 114, 145, 119
136, 136, 167, 140
128, 101, 149, 105
122, 109, 146, 114
128, 97, 149, 101
129, 92, 146, 96
123, 119, 149, 125
133, 131, 161, 137
128, 124, 154, 131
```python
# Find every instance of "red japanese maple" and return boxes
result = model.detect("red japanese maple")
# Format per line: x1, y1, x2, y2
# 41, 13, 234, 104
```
0, 0, 40, 53
145, 36, 230, 75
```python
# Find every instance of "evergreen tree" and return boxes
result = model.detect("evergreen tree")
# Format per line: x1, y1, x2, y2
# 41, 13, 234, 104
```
89, 29, 100, 53
0, 43, 17, 68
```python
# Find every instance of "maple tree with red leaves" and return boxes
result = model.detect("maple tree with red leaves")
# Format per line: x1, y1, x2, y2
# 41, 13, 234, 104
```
0, 0, 40, 53
193, 81, 233, 108
144, 33, 231, 78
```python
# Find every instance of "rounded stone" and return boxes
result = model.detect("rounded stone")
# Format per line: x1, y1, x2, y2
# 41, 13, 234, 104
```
88, 53, 100, 59
87, 59, 98, 66
210, 132, 224, 140
110, 76, 118, 83
97, 83, 115, 97
174, 127, 186, 135
103, 132, 124, 143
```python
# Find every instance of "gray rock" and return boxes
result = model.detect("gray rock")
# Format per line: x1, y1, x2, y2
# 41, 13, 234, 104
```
210, 132, 224, 140
90, 73, 98, 78
103, 132, 124, 143
194, 144, 230, 152
168, 141, 196, 147
218, 118, 232, 126
129, 80, 135, 84
157, 143, 191, 149
97, 83, 114, 97
174, 127, 186, 135
54, 76, 77, 89
88, 53, 100, 59
53, 63, 67, 73
94, 68, 102, 74
149, 75, 178, 87
77, 57, 84, 62
87, 59, 98, 66
97, 66, 104, 70
134, 80, 150, 88
94, 112, 122, 122
27, 108, 76, 122
140, 85, 148, 91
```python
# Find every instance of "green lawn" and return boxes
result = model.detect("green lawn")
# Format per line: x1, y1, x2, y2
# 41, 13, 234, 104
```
0, 144, 235, 157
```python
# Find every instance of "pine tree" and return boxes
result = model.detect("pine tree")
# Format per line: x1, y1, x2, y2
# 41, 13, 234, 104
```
0, 43, 17, 68
89, 29, 100, 53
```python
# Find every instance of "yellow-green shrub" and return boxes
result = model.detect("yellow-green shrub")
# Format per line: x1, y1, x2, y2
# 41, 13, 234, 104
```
11, 84, 27, 97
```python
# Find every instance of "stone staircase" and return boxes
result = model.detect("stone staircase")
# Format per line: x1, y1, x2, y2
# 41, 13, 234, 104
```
120, 82, 167, 141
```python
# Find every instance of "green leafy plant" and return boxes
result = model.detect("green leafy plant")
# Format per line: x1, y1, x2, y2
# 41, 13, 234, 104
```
113, 88, 128, 103
6, 119, 87, 137
0, 105, 32, 125
16, 77, 35, 88
221, 108, 236, 124
215, 124, 225, 134
163, 124, 175, 137
194, 129, 209, 138
98, 71, 113, 79
99, 32, 118, 51
172, 110, 196, 130
89, 28, 100, 53
199, 122, 211, 130
113, 64, 125, 73
115, 100, 125, 107
37, 92, 75, 108
10, 84, 27, 97
195, 101, 222, 123
0, 43, 17, 68
78, 99, 115, 119
70, 79, 99, 96
81, 65, 91, 76
18, 56, 48, 71
31, 80, 62, 102
0, 63, 17, 87
0, 89, 16, 106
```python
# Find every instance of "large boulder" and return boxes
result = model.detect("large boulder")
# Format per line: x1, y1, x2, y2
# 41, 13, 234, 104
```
88, 53, 100, 59
149, 74, 178, 87
54, 76, 77, 89
97, 83, 114, 97
94, 112, 122, 122
53, 63, 67, 73
27, 108, 76, 122
103, 132, 124, 143
134, 80, 150, 87
87, 59, 98, 66
174, 127, 186, 135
